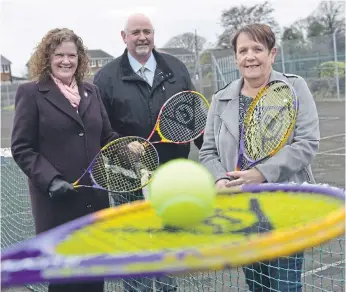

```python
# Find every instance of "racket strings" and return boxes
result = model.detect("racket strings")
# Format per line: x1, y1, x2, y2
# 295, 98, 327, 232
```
244, 84, 297, 161
67, 211, 191, 253
91, 137, 159, 192
55, 191, 343, 256
159, 92, 209, 143
57, 196, 242, 255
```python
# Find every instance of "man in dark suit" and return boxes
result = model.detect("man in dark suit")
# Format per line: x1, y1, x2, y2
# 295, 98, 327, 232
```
94, 13, 203, 168
93, 13, 203, 292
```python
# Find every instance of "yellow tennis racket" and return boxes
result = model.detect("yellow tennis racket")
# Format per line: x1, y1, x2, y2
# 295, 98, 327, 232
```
1, 183, 344, 287
72, 136, 159, 193
236, 80, 298, 171
147, 90, 210, 144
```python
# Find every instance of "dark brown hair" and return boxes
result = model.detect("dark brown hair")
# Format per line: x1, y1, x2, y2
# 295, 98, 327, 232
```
231, 23, 276, 54
28, 28, 90, 83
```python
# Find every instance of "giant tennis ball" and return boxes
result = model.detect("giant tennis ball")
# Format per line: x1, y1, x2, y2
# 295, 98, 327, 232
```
148, 158, 216, 228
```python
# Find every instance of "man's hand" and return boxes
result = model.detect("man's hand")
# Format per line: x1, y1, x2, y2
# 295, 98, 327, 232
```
127, 141, 145, 155
225, 168, 265, 187
48, 177, 76, 199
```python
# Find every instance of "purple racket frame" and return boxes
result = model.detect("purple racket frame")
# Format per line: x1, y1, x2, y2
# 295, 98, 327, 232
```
1, 183, 344, 287
72, 136, 159, 193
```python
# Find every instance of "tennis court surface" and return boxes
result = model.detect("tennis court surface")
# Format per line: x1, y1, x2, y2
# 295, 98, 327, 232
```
1, 100, 345, 292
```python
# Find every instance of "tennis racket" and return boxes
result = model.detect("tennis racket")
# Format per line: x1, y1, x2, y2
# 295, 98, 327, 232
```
148, 90, 210, 144
72, 136, 159, 193
2, 183, 344, 287
236, 80, 298, 171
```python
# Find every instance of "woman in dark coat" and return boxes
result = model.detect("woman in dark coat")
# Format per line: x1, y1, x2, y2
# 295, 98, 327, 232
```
11, 28, 119, 292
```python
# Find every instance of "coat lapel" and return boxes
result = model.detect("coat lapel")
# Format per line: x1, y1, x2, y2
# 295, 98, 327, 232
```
218, 78, 243, 140
220, 98, 240, 140
39, 77, 84, 127
78, 82, 93, 118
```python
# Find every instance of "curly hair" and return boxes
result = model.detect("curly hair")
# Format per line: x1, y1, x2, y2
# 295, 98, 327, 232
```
28, 28, 90, 83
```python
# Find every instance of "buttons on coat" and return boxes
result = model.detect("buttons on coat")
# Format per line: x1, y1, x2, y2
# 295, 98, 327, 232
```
87, 204, 92, 208
79, 131, 84, 137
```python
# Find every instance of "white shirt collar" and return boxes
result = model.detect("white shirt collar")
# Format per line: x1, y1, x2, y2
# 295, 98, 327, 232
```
127, 51, 157, 73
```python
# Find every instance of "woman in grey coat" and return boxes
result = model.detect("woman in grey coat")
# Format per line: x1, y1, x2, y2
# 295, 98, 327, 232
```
199, 23, 320, 292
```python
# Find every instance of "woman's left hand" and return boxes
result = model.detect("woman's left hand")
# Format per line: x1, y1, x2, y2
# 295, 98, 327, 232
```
225, 168, 265, 187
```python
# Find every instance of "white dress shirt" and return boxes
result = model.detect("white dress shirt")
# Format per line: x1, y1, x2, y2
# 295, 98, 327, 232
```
127, 51, 157, 87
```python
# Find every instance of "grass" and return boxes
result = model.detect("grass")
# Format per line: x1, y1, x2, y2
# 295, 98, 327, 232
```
1, 104, 14, 111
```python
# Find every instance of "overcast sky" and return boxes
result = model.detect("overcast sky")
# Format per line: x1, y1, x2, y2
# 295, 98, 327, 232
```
1, 0, 322, 76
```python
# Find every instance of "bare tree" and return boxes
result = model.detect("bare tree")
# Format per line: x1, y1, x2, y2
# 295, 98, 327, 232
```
164, 32, 206, 53
280, 24, 307, 57
311, 1, 345, 35
282, 25, 305, 41
217, 1, 279, 48
291, 1, 346, 53
291, 1, 346, 37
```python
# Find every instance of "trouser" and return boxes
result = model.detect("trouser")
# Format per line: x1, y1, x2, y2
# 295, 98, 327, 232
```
122, 276, 177, 292
243, 253, 304, 292
48, 281, 104, 292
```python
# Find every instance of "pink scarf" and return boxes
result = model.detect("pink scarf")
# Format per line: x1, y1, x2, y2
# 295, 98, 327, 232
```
51, 74, 81, 109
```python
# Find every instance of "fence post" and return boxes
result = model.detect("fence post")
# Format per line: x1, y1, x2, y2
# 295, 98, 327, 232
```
211, 53, 227, 88
211, 53, 218, 92
194, 29, 204, 96
280, 40, 286, 74
5, 83, 10, 107
333, 28, 340, 100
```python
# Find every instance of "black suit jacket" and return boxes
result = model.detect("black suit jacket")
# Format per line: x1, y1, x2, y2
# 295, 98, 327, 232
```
94, 49, 204, 165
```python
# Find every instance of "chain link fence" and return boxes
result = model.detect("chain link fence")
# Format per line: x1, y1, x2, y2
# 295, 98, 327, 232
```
191, 32, 345, 102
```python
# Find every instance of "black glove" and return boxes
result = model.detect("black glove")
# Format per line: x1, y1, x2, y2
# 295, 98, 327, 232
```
48, 177, 76, 199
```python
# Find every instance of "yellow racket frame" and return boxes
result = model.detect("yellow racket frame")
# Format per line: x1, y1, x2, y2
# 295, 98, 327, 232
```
154, 91, 210, 144
1, 185, 344, 287
58, 186, 345, 269
70, 197, 344, 273
244, 80, 298, 158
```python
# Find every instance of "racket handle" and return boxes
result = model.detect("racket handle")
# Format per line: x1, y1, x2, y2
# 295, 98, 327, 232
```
72, 185, 96, 190
142, 141, 151, 148
145, 138, 172, 145
71, 180, 82, 189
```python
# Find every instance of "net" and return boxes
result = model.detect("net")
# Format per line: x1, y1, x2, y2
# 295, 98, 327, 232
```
1, 148, 344, 292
